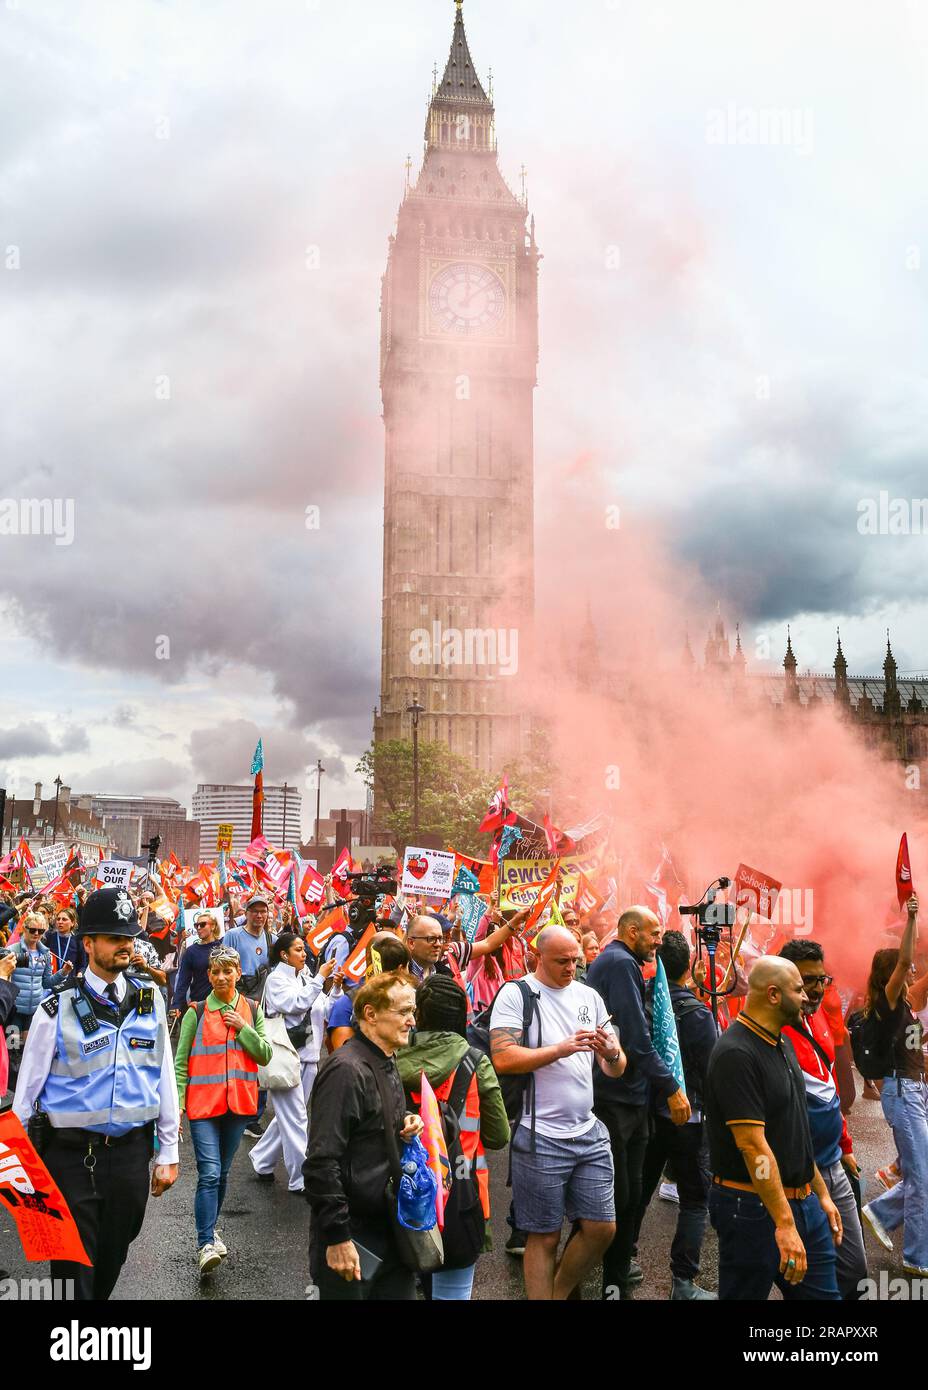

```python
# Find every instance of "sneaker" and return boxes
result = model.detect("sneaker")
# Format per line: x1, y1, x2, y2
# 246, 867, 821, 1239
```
903, 1263, 928, 1276
875, 1166, 901, 1191
659, 1181, 679, 1204
623, 1260, 644, 1287
862, 1203, 894, 1252
198, 1244, 222, 1276
243, 1124, 265, 1140
505, 1229, 527, 1257
212, 1233, 227, 1258
671, 1276, 717, 1301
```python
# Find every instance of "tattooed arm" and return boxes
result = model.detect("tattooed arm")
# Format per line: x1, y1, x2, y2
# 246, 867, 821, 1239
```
490, 1026, 596, 1075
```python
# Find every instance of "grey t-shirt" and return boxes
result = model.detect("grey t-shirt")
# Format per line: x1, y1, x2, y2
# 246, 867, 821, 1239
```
492, 975, 616, 1139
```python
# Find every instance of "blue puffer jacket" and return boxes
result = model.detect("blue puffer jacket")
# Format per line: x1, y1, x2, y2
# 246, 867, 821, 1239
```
11, 943, 66, 1018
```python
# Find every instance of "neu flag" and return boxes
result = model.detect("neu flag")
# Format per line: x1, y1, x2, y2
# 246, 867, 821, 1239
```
418, 1071, 452, 1230
0, 1113, 91, 1265
896, 833, 916, 908
251, 739, 264, 842
479, 774, 509, 834
651, 957, 685, 1090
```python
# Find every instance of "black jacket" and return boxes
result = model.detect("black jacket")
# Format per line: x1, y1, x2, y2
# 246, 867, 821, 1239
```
587, 942, 681, 1108
668, 983, 718, 1114
303, 1032, 407, 1246
0, 977, 15, 1030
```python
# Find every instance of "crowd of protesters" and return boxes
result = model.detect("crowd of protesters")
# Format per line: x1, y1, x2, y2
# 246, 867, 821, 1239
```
2, 859, 927, 1303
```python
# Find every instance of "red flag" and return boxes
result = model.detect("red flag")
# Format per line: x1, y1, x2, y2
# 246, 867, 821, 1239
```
479, 775, 509, 834
523, 859, 561, 935
0, 1113, 91, 1264
306, 905, 346, 955
332, 848, 352, 896
300, 862, 325, 907
896, 833, 915, 908
418, 1071, 451, 1230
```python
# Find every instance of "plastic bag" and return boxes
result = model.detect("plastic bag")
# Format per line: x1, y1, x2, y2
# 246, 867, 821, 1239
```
396, 1136, 438, 1231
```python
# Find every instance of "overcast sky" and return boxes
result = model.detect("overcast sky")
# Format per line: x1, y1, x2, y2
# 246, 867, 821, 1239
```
1, 0, 926, 832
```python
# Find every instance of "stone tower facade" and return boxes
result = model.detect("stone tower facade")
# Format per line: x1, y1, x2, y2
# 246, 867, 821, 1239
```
374, 1, 538, 775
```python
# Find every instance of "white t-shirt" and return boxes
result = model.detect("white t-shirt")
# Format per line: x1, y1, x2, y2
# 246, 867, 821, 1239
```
492, 975, 616, 1140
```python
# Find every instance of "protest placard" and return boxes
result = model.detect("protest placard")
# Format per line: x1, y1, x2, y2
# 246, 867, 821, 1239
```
182, 905, 225, 946
734, 864, 782, 920
96, 859, 134, 890
401, 846, 456, 898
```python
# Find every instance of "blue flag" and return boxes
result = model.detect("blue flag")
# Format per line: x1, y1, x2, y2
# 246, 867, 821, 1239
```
251, 739, 264, 776
651, 957, 685, 1090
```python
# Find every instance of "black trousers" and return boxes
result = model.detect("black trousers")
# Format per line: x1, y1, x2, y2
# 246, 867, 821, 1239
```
309, 1218, 416, 1301
44, 1127, 152, 1301
634, 1116, 710, 1281
593, 1098, 649, 1296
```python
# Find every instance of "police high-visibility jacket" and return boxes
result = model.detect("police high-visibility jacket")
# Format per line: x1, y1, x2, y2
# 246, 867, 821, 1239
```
40, 978, 165, 1136
184, 994, 261, 1120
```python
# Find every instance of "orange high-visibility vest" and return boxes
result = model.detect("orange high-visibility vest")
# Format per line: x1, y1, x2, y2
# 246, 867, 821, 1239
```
185, 994, 259, 1120
413, 1063, 490, 1220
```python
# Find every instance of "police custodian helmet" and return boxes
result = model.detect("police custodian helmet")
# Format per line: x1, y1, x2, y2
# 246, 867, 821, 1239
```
77, 887, 141, 938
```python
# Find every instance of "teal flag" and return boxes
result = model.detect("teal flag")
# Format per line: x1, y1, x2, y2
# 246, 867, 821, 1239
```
651, 957, 685, 1090
251, 739, 264, 775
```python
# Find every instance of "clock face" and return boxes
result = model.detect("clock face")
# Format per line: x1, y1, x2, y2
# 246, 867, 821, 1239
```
428, 262, 506, 335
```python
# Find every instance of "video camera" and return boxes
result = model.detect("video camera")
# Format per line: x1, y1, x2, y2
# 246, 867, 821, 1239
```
343, 865, 398, 934
678, 876, 737, 946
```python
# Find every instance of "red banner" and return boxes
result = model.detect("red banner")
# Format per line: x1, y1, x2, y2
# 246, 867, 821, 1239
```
896, 833, 915, 908
306, 905, 346, 955
0, 1113, 91, 1265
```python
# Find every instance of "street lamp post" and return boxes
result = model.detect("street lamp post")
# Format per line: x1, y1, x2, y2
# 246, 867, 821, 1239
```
52, 775, 62, 842
406, 696, 425, 840
282, 781, 288, 850
315, 759, 325, 849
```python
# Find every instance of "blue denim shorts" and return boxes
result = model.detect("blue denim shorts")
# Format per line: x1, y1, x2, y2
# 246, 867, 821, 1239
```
511, 1118, 615, 1233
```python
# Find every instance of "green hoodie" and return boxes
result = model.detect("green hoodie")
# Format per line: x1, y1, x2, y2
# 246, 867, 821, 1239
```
395, 1030, 511, 1151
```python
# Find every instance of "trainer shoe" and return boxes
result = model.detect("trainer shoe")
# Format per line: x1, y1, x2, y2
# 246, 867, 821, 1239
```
659, 1181, 679, 1204
862, 1203, 894, 1251
212, 1233, 227, 1258
505, 1229, 527, 1256
243, 1123, 265, 1139
875, 1165, 901, 1191
903, 1264, 928, 1276
671, 1276, 717, 1301
198, 1244, 222, 1276
623, 1260, 644, 1286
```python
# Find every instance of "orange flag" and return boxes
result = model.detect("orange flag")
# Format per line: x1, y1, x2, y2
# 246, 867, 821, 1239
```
342, 924, 377, 981
418, 1071, 451, 1230
0, 1113, 91, 1265
524, 858, 561, 937
306, 905, 347, 956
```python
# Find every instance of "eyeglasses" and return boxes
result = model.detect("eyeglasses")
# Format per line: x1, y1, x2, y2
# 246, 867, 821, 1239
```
409, 935, 443, 945
801, 974, 834, 989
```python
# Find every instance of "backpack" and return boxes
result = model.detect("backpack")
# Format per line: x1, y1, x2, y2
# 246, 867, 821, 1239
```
413, 1049, 486, 1270
468, 978, 541, 1132
847, 1008, 895, 1081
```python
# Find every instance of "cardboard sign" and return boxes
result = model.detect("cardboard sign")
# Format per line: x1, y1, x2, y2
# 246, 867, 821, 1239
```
0, 1113, 91, 1265
27, 865, 50, 891
401, 846, 455, 899
182, 905, 225, 946
96, 859, 133, 890
216, 823, 234, 854
734, 864, 782, 920
38, 843, 68, 877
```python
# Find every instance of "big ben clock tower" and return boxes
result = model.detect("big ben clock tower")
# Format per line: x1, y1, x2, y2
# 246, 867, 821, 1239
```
375, 0, 539, 776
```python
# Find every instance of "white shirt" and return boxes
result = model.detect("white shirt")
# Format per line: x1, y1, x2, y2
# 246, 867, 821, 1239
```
492, 975, 617, 1140
263, 962, 326, 1062
12, 969, 180, 1165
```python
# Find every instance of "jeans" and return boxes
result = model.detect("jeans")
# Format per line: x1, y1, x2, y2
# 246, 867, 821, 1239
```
189, 1113, 253, 1248
819, 1160, 868, 1298
594, 1098, 649, 1294
867, 1077, 928, 1270
635, 1117, 710, 1281
431, 1263, 477, 1300
709, 1185, 840, 1300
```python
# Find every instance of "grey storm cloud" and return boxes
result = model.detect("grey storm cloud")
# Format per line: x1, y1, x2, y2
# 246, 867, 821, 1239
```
80, 757, 190, 796
188, 720, 352, 789
0, 721, 90, 760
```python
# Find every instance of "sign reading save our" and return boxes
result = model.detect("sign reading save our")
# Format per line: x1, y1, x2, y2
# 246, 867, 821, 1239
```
96, 859, 134, 890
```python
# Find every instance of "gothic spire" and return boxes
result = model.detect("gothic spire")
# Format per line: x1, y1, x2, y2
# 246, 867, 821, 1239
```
784, 625, 797, 672
436, 2, 490, 107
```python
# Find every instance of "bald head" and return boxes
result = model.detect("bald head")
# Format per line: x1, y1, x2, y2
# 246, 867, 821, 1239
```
405, 914, 446, 969
617, 906, 663, 963
534, 925, 581, 989
746, 955, 806, 1029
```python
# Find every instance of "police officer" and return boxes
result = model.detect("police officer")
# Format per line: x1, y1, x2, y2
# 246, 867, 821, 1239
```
12, 887, 179, 1300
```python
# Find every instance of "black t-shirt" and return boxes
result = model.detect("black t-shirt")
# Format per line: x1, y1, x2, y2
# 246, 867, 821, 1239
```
874, 987, 925, 1080
705, 1014, 815, 1188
